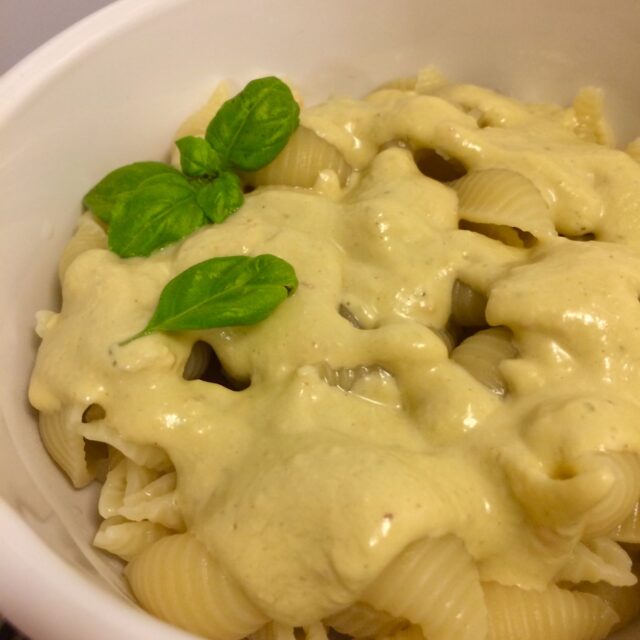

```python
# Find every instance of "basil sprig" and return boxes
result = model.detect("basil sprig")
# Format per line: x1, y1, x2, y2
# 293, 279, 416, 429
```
108, 174, 205, 258
205, 76, 300, 171
121, 254, 298, 344
83, 77, 300, 257
196, 172, 245, 224
83, 162, 180, 224
175, 136, 220, 177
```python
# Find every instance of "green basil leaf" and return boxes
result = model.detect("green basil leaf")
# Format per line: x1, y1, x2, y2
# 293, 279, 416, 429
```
108, 173, 206, 258
196, 172, 244, 224
83, 161, 180, 223
175, 136, 221, 177
206, 76, 300, 172
121, 254, 298, 343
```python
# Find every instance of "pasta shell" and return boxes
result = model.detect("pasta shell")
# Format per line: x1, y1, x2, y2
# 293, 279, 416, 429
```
430, 326, 458, 353
183, 340, 214, 381
250, 623, 296, 640
505, 452, 640, 535
316, 362, 402, 409
577, 577, 640, 632
127, 533, 267, 640
374, 76, 417, 92
612, 500, 640, 543
120, 471, 185, 532
325, 602, 404, 638
554, 538, 635, 587
98, 457, 128, 518
453, 168, 555, 240
58, 213, 107, 282
460, 220, 535, 248
317, 363, 384, 393
81, 421, 171, 471
362, 535, 487, 640
170, 81, 231, 168
303, 622, 329, 640
94, 516, 170, 562
484, 582, 618, 640
338, 303, 363, 328
124, 459, 159, 497
383, 626, 425, 640
581, 452, 640, 539
450, 280, 487, 327
451, 327, 517, 396
245, 126, 351, 189
415, 148, 466, 182
175, 81, 231, 139
39, 407, 93, 488
572, 87, 614, 147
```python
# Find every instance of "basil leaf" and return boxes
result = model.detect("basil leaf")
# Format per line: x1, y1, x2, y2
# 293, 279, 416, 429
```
206, 76, 300, 172
83, 162, 180, 223
196, 172, 244, 224
176, 136, 221, 177
121, 254, 298, 343
108, 173, 206, 258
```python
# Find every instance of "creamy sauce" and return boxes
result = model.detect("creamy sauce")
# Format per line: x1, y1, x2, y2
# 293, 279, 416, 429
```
29, 81, 640, 624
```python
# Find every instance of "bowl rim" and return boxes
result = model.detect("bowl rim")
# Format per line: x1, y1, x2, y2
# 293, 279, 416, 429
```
0, 3, 201, 638
3, 1, 640, 639
0, 501, 197, 639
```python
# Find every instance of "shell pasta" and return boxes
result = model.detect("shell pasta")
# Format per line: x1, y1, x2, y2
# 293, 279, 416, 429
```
483, 583, 618, 640
244, 126, 352, 188
29, 69, 640, 639
127, 533, 267, 638
362, 535, 487, 640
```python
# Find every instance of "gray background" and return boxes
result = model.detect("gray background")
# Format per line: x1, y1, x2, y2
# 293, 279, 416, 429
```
1, 0, 116, 74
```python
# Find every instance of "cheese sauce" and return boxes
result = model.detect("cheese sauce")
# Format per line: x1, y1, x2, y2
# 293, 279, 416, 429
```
29, 80, 640, 624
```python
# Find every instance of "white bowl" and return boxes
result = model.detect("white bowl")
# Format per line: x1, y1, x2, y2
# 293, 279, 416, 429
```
1, 0, 640, 638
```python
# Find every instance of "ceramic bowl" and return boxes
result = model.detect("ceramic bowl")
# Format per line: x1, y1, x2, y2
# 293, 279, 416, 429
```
1, 0, 639, 638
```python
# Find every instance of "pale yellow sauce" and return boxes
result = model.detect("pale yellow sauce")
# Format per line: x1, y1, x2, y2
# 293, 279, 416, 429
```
29, 80, 640, 625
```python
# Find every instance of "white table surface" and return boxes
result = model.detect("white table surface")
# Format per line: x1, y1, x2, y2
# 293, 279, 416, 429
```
0, 0, 116, 75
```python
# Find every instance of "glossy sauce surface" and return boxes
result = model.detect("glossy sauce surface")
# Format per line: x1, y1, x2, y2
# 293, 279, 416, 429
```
29, 80, 640, 623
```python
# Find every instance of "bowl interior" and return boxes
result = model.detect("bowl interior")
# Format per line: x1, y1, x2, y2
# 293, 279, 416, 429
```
1, 0, 640, 638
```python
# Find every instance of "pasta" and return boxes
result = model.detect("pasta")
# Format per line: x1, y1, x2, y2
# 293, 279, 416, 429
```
572, 87, 614, 147
554, 538, 636, 587
249, 622, 297, 640
39, 408, 94, 488
29, 70, 640, 639
244, 126, 352, 188
450, 279, 487, 327
483, 582, 618, 640
452, 168, 555, 240
613, 501, 640, 543
361, 535, 487, 640
324, 602, 405, 638
93, 516, 171, 562
127, 533, 267, 638
450, 326, 517, 395
58, 212, 107, 280
578, 578, 640, 632
117, 471, 184, 531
